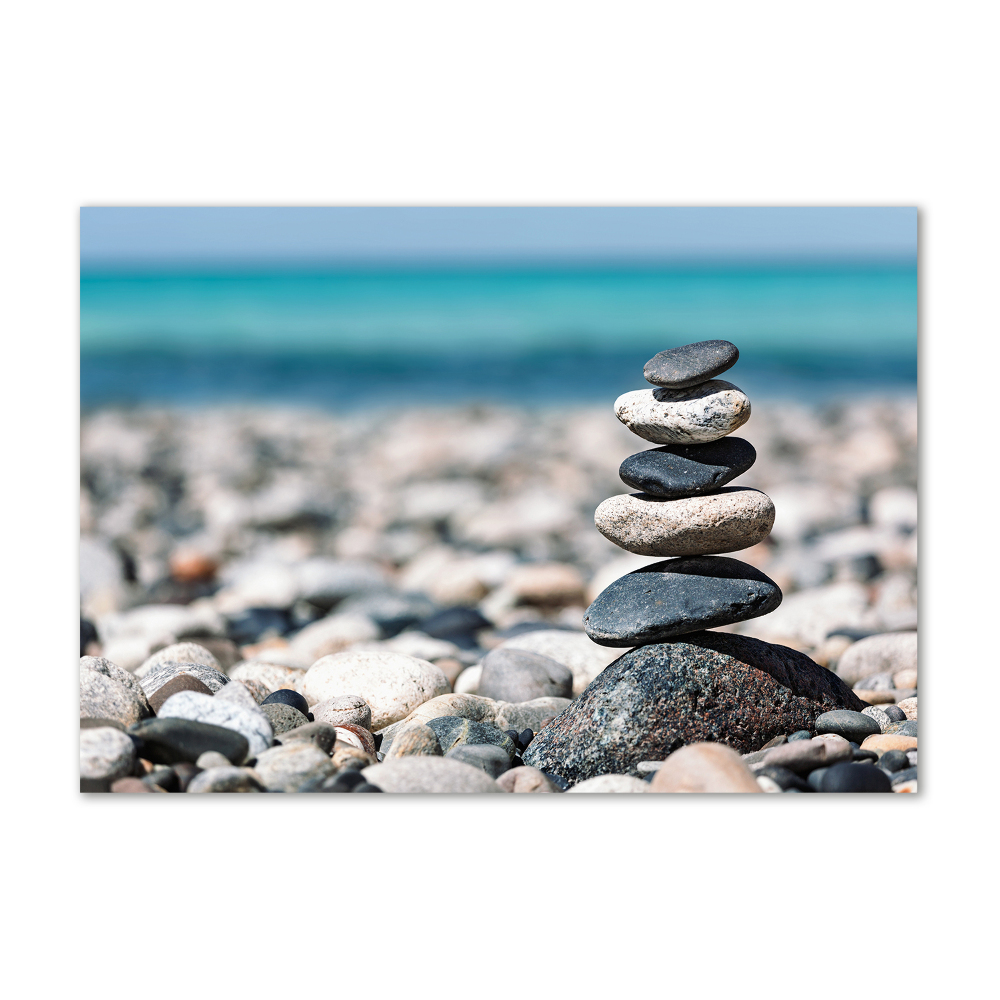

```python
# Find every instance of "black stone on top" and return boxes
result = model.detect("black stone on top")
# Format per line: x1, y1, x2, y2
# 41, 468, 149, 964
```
619, 437, 756, 499
584, 556, 782, 647
643, 340, 739, 388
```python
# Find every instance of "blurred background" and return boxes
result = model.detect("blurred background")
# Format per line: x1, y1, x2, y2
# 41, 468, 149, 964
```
80, 207, 917, 687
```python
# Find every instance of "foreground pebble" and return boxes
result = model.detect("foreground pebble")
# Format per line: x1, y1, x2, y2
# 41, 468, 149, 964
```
157, 690, 273, 757
649, 743, 761, 793
129, 717, 251, 766
253, 743, 336, 791
360, 756, 505, 793
302, 650, 450, 729
615, 381, 751, 445
594, 488, 775, 557
566, 774, 648, 793
496, 766, 560, 792
476, 647, 573, 702
80, 669, 149, 728
80, 727, 137, 786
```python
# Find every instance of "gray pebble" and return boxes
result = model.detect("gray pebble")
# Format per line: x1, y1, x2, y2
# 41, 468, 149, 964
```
157, 690, 273, 756
80, 726, 136, 782
80, 669, 149, 728
445, 743, 512, 778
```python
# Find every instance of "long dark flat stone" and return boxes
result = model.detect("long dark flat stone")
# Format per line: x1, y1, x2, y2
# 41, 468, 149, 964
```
619, 437, 756, 498
643, 340, 739, 388
584, 556, 782, 646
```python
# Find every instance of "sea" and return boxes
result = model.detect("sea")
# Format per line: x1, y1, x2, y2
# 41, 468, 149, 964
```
80, 262, 917, 411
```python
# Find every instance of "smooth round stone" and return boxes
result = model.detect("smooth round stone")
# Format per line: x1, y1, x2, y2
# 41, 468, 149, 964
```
883, 704, 907, 723
615, 380, 751, 445
584, 555, 782, 647
302, 650, 450, 729
619, 438, 756, 499
360, 756, 506, 793
861, 734, 918, 756
445, 743, 512, 778
275, 721, 339, 753
594, 488, 775, 557
495, 766, 560, 792
253, 742, 336, 791
261, 688, 311, 716
819, 762, 893, 792
261, 703, 311, 735
815, 710, 882, 743
496, 630, 623, 697
147, 673, 214, 714
129, 717, 250, 766
311, 694, 372, 731
878, 749, 910, 772
80, 727, 137, 782
186, 766, 267, 793
476, 647, 573, 702
788, 730, 812, 742
649, 743, 761, 793
835, 632, 918, 687
195, 751, 232, 769
643, 340, 739, 388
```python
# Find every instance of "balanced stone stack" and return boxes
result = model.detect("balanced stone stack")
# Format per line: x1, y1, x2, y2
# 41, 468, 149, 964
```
586, 339, 781, 643
523, 341, 868, 785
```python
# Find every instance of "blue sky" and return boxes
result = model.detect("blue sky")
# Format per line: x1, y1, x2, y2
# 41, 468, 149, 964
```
80, 207, 917, 267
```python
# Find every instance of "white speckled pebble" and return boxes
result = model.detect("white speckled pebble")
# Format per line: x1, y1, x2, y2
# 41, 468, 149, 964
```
614, 380, 750, 445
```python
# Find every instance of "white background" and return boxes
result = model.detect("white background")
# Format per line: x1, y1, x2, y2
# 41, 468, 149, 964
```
1, 1, 992, 996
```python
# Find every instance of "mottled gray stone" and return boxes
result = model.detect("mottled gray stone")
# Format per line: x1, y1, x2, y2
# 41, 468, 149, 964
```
261, 703, 311, 734
384, 722, 443, 758
311, 694, 372, 730
186, 766, 267, 793
135, 642, 221, 678
139, 660, 230, 697
861, 705, 893, 734
619, 437, 756, 499
80, 657, 153, 716
360, 756, 505, 793
584, 555, 782, 646
80, 726, 136, 781
156, 690, 273, 756
80, 669, 149, 728
614, 380, 751, 445
476, 647, 573, 703
643, 340, 739, 388
522, 631, 866, 785
594, 488, 775, 557
445, 743, 512, 778
426, 716, 518, 762
253, 742, 336, 791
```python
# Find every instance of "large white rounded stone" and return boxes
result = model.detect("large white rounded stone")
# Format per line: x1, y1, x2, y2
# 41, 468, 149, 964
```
302, 650, 450, 729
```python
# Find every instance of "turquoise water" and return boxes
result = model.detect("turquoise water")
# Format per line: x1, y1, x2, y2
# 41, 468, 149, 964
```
80, 264, 917, 408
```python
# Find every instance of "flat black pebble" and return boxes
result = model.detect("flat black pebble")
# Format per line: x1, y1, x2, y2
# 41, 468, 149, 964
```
519, 728, 534, 749
643, 339, 739, 388
262, 689, 311, 716
619, 438, 756, 498
807, 767, 829, 791
585, 556, 782, 646
814, 710, 881, 743
788, 730, 813, 742
819, 762, 893, 792
128, 718, 250, 766
883, 705, 907, 723
853, 749, 880, 763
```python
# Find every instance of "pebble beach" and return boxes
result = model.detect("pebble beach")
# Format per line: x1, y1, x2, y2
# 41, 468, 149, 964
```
79, 343, 917, 793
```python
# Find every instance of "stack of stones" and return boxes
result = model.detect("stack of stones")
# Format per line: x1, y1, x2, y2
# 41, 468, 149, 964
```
586, 339, 781, 644
523, 341, 879, 789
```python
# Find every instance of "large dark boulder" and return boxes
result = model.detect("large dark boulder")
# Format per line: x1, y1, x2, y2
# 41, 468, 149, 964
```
522, 631, 866, 785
